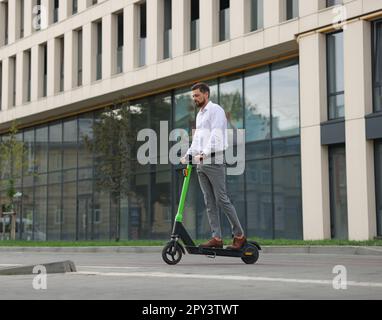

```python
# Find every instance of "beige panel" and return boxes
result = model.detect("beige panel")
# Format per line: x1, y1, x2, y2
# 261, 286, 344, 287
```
344, 20, 376, 240
299, 32, 330, 240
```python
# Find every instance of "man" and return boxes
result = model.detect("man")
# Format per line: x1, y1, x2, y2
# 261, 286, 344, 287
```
181, 83, 246, 250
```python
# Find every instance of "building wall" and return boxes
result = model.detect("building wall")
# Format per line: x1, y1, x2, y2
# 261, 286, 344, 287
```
0, 0, 382, 240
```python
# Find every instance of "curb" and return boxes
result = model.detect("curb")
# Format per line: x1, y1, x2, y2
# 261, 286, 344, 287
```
0, 246, 381, 256
0, 260, 76, 276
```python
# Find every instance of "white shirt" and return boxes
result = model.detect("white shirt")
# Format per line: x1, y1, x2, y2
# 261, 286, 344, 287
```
186, 101, 229, 157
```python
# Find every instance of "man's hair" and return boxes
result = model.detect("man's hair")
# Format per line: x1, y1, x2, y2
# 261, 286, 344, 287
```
191, 83, 210, 97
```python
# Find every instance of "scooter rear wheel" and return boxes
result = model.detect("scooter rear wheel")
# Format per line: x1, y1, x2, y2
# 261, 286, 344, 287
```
162, 241, 183, 265
241, 243, 259, 264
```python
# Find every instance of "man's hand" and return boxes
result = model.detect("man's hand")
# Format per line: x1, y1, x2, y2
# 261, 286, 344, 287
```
194, 154, 204, 164
180, 157, 188, 165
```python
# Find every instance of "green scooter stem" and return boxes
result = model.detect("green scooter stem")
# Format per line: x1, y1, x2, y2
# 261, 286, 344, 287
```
175, 164, 193, 223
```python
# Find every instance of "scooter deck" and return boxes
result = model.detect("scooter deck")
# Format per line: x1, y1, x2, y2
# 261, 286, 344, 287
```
185, 246, 243, 258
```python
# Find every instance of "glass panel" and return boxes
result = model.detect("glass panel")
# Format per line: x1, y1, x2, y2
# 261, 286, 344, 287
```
62, 182, 76, 240
77, 29, 83, 86
327, 32, 344, 119
271, 60, 299, 138
246, 159, 272, 238
374, 21, 382, 112
190, 19, 199, 51
151, 168, 171, 239
47, 183, 62, 240
34, 185, 47, 240
246, 140, 271, 160
164, 29, 172, 59
117, 13, 123, 73
93, 188, 110, 240
63, 119, 77, 170
49, 123, 62, 172
21, 186, 33, 240
286, 0, 298, 20
328, 93, 345, 119
273, 156, 302, 239
245, 66, 270, 142
219, 7, 230, 41
219, 74, 243, 130
139, 38, 146, 67
375, 140, 382, 236
128, 173, 149, 239
78, 180, 92, 240
272, 136, 300, 157
251, 0, 263, 32
329, 145, 348, 240
78, 113, 93, 168
174, 87, 195, 134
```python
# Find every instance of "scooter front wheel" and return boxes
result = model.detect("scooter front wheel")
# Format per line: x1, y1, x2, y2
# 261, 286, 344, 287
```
162, 241, 183, 265
241, 243, 259, 264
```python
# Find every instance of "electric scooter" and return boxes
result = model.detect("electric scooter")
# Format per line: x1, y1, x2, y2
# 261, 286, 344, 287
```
162, 163, 261, 265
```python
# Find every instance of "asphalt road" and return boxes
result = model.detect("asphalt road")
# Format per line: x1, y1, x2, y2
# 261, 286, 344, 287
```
0, 251, 382, 300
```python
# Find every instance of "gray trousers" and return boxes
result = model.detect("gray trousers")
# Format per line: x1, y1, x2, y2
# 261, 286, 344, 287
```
197, 163, 244, 239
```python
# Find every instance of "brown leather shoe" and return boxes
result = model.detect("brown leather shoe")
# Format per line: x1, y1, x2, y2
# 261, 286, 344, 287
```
199, 238, 223, 249
226, 236, 247, 250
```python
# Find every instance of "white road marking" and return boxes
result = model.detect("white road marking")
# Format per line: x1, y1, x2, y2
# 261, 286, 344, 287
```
77, 266, 142, 270
0, 264, 23, 267
70, 271, 382, 288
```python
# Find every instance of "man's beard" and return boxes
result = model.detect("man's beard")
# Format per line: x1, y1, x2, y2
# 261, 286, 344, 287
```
195, 99, 206, 108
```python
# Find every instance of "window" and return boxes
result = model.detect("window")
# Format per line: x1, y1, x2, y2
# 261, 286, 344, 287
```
77, 29, 83, 86
285, 0, 298, 20
10, 56, 16, 107
327, 31, 344, 119
219, 0, 230, 42
72, 0, 78, 14
20, 0, 25, 38
329, 145, 348, 239
139, 2, 147, 67
190, 0, 199, 51
163, 0, 172, 59
3, 1, 9, 45
95, 21, 102, 80
326, 0, 342, 7
24, 50, 31, 102
250, 0, 263, 32
53, 0, 59, 23
59, 37, 64, 92
41, 43, 48, 97
116, 12, 124, 73
373, 20, 382, 112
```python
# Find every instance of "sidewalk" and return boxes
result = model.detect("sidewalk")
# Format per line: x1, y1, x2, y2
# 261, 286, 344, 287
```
0, 245, 381, 255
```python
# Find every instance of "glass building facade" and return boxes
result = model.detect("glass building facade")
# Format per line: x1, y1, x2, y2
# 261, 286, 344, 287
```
0, 58, 302, 241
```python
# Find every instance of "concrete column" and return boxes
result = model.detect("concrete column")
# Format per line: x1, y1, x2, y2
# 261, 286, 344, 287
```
172, 0, 188, 56
64, 31, 75, 91
15, 52, 24, 106
82, 23, 93, 85
230, 0, 246, 38
124, 4, 138, 71
263, 0, 280, 28
30, 45, 42, 101
200, 0, 218, 48
344, 20, 376, 240
299, 32, 331, 240
147, 0, 163, 64
59, 0, 70, 21
1, 58, 9, 110
24, 0, 33, 37
8, 0, 17, 43
102, 14, 113, 78
41, 0, 52, 27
